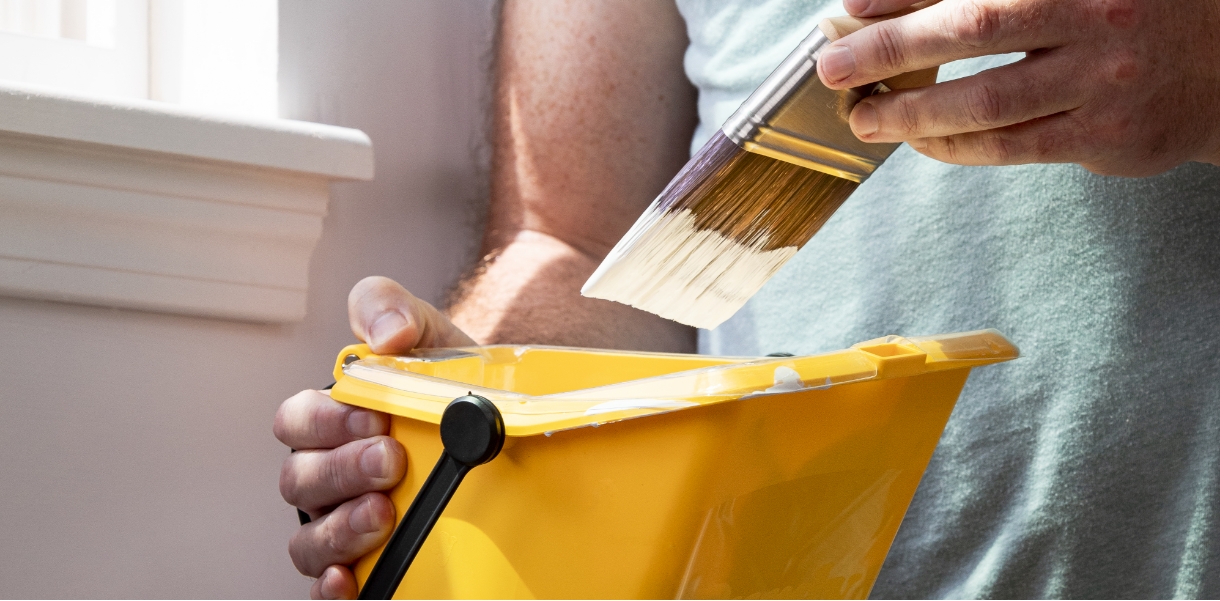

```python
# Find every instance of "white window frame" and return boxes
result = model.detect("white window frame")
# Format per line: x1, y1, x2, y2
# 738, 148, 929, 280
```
0, 0, 278, 117
0, 82, 374, 322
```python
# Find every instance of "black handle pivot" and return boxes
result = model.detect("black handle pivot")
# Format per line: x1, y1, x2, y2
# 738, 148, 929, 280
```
358, 394, 505, 600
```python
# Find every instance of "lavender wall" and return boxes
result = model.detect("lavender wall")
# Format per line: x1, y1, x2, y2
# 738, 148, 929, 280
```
0, 1, 494, 596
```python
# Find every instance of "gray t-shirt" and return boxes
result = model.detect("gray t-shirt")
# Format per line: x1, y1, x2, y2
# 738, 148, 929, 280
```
677, 0, 1220, 597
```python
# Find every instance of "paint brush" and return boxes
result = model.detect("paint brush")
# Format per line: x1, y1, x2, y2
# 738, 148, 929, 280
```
582, 15, 938, 329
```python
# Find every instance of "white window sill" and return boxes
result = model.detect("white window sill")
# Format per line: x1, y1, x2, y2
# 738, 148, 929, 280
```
0, 80, 374, 322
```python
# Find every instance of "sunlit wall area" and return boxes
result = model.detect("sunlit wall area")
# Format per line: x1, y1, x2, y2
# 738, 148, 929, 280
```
0, 0, 116, 45
0, 0, 278, 117
150, 0, 278, 118
0, 0, 146, 97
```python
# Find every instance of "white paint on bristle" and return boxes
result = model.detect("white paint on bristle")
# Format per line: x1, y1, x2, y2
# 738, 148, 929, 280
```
582, 205, 797, 330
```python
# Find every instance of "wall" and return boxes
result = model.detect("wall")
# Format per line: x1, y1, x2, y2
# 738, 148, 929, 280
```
0, 1, 495, 596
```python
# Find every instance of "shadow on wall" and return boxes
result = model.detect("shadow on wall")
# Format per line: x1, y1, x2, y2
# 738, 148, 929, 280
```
282, 0, 498, 297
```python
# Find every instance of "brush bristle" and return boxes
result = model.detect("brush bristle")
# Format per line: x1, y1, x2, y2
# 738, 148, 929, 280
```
582, 130, 858, 329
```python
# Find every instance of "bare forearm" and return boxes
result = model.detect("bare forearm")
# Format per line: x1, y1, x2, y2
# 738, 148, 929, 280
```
448, 231, 694, 351
446, 0, 698, 352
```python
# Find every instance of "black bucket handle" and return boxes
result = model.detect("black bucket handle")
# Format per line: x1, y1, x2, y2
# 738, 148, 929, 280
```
357, 394, 506, 600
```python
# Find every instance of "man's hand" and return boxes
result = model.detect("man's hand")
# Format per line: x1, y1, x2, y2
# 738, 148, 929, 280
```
818, 0, 1220, 175
275, 277, 474, 599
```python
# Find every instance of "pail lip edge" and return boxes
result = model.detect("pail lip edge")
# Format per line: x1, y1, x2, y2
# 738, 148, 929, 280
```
330, 329, 1018, 435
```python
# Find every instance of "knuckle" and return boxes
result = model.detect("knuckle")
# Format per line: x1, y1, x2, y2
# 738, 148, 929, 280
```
1096, 0, 1139, 29
916, 136, 948, 160
939, 136, 961, 162
1058, 112, 1098, 157
1069, 107, 1119, 148
272, 411, 289, 445
324, 448, 360, 499
1034, 130, 1061, 159
982, 133, 1015, 163
894, 94, 922, 136
871, 23, 908, 71
332, 436, 401, 492
275, 389, 342, 448
1106, 50, 1140, 82
307, 392, 336, 446
328, 498, 385, 562
322, 517, 351, 561
289, 528, 323, 577
273, 390, 308, 444
951, 0, 1003, 49
307, 394, 331, 446
280, 458, 303, 507
965, 84, 1005, 127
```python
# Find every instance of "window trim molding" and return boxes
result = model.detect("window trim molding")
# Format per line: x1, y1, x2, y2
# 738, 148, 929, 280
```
0, 81, 374, 322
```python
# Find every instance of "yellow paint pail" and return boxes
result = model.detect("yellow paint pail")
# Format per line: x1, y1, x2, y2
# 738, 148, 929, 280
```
330, 329, 1018, 599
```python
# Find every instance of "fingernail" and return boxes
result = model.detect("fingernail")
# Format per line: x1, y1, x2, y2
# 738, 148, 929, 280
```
368, 310, 407, 349
349, 498, 385, 535
359, 440, 390, 479
844, 0, 870, 14
851, 102, 879, 138
819, 45, 856, 84
909, 138, 929, 151
347, 409, 387, 438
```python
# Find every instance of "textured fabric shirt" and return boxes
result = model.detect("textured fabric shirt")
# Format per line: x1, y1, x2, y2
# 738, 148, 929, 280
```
676, 0, 1220, 597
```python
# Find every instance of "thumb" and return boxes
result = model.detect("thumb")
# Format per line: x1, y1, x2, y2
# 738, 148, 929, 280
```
347, 276, 476, 354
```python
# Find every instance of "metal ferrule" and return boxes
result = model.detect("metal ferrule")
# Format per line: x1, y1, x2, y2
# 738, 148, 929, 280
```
721, 28, 898, 183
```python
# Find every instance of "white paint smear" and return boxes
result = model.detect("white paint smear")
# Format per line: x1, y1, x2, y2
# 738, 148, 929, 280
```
584, 398, 699, 416
765, 366, 805, 393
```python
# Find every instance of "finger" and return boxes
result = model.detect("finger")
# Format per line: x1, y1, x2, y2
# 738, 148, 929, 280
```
290, 492, 396, 578
823, 1, 945, 40
849, 50, 1084, 142
907, 112, 1090, 166
348, 276, 476, 354
311, 565, 358, 600
818, 0, 1075, 89
842, 0, 933, 19
280, 436, 406, 513
909, 111, 1163, 175
275, 389, 390, 450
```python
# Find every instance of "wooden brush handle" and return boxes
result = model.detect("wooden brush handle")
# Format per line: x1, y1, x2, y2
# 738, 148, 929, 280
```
819, 5, 940, 90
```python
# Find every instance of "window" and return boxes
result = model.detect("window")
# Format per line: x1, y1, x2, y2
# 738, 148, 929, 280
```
0, 0, 367, 323
0, 0, 148, 98
0, 0, 277, 117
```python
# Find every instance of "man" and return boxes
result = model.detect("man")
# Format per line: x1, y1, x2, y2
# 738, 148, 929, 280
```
275, 0, 1220, 597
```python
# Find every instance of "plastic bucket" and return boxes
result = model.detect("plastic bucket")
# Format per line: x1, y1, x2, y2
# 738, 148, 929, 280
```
330, 329, 1017, 599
